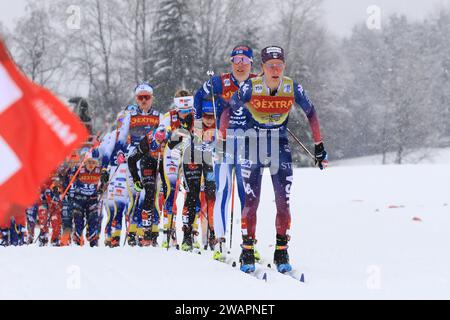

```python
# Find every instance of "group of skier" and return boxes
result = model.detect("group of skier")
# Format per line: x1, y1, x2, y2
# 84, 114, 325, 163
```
0, 45, 328, 274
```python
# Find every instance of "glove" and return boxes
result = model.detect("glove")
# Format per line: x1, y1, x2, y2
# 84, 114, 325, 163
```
314, 142, 328, 170
134, 180, 143, 192
101, 168, 109, 185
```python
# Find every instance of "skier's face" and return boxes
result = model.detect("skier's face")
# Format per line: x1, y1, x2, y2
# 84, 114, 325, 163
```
136, 92, 153, 111
262, 59, 285, 84
202, 113, 215, 128
231, 55, 252, 82
85, 159, 97, 172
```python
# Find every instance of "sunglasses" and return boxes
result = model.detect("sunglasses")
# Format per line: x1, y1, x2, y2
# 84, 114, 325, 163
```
137, 95, 152, 101
231, 56, 252, 65
178, 108, 193, 115
265, 62, 285, 70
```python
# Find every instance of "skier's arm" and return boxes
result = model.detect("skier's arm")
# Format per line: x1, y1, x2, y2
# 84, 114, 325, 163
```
294, 82, 322, 144
231, 80, 253, 107
194, 76, 223, 128
114, 111, 131, 159
144, 113, 168, 152
101, 112, 130, 168
127, 138, 147, 183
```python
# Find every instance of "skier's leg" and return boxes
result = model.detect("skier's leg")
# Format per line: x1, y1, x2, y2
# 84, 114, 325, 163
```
9, 218, 18, 246
270, 145, 293, 237
270, 138, 294, 272
140, 154, 159, 246
213, 162, 232, 240
61, 197, 72, 246
86, 198, 100, 247
181, 163, 202, 251
241, 160, 263, 239
127, 160, 141, 243
162, 147, 180, 247
235, 163, 247, 213
50, 200, 62, 246
37, 201, 49, 246
103, 173, 117, 246
108, 163, 129, 246
110, 200, 126, 247
203, 163, 217, 248
26, 205, 37, 244
0, 226, 9, 247
72, 198, 85, 246
6, 210, 24, 247
239, 159, 263, 272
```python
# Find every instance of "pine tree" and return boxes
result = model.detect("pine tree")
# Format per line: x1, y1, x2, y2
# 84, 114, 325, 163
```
150, 0, 201, 110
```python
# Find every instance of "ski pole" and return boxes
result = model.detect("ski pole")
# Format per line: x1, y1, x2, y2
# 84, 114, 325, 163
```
287, 128, 316, 161
207, 70, 221, 147
229, 168, 236, 249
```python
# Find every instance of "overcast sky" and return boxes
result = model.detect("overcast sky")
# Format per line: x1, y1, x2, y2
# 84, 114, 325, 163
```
1, 0, 449, 36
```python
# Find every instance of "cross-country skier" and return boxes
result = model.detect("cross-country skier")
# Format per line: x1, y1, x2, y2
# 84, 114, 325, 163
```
1, 207, 27, 246
194, 45, 257, 258
193, 99, 217, 251
102, 83, 164, 247
70, 151, 103, 247
178, 99, 217, 252
156, 90, 195, 249
60, 152, 80, 246
37, 175, 63, 247
0, 215, 27, 247
99, 113, 130, 248
231, 46, 328, 273
25, 204, 38, 244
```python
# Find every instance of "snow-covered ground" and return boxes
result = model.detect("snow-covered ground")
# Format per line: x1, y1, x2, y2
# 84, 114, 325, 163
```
334, 147, 450, 166
1, 161, 450, 299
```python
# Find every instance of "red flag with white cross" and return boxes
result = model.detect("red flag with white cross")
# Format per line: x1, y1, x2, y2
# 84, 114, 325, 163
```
0, 39, 88, 225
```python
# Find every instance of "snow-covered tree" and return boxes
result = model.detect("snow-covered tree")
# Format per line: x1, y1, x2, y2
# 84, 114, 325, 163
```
9, 3, 68, 89
150, 0, 201, 110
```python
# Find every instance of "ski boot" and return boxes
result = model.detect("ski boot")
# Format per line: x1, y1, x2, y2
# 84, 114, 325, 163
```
239, 236, 256, 273
87, 232, 99, 248
181, 225, 193, 252
208, 230, 217, 251
27, 234, 35, 245
104, 237, 112, 248
73, 234, 84, 247
89, 239, 99, 248
110, 236, 121, 248
61, 229, 72, 247
127, 232, 137, 247
139, 228, 153, 247
17, 227, 27, 246
150, 232, 159, 247
213, 237, 227, 262
9, 226, 19, 246
274, 235, 292, 274
38, 234, 49, 247
0, 229, 9, 247
51, 238, 61, 247
192, 230, 201, 250
162, 230, 170, 249
162, 229, 178, 249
